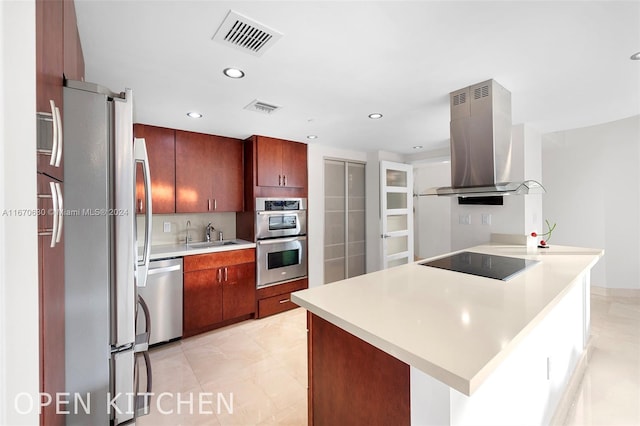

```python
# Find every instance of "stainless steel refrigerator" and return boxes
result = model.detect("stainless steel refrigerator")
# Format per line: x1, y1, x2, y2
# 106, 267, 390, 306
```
63, 80, 153, 425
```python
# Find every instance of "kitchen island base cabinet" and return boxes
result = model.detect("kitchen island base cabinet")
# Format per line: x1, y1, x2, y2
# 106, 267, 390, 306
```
183, 249, 256, 337
308, 313, 410, 426
304, 270, 593, 426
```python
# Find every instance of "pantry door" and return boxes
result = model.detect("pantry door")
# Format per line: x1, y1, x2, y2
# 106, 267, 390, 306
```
380, 161, 414, 269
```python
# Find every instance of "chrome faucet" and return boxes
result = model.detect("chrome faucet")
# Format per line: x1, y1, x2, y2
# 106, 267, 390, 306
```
185, 220, 192, 245
206, 222, 215, 242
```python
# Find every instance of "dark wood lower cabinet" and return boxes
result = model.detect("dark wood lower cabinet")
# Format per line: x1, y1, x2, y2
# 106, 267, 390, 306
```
183, 249, 256, 337
308, 313, 410, 426
256, 278, 308, 318
183, 269, 223, 333
37, 174, 65, 426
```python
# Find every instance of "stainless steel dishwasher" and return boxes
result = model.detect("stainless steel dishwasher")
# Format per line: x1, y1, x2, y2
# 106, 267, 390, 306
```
137, 257, 183, 345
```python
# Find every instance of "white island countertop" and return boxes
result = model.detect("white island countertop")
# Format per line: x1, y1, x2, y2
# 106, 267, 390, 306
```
291, 244, 603, 396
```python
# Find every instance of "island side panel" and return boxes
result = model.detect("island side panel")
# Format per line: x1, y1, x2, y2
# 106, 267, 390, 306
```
307, 312, 411, 425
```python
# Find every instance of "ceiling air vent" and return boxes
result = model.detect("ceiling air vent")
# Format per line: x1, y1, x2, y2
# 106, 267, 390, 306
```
212, 10, 283, 57
244, 99, 282, 115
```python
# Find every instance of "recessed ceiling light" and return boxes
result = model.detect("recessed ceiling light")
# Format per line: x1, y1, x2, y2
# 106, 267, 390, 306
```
368, 113, 383, 119
412, 145, 423, 150
187, 112, 202, 118
307, 135, 318, 140
223, 67, 245, 78
631, 52, 640, 60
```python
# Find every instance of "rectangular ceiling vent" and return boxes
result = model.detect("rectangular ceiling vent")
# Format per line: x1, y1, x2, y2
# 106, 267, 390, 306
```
212, 10, 283, 57
244, 99, 282, 115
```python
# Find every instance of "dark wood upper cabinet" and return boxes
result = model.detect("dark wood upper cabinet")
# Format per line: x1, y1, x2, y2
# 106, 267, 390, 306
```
36, 0, 64, 114
255, 136, 307, 189
134, 124, 176, 214
175, 130, 243, 213
63, 0, 84, 81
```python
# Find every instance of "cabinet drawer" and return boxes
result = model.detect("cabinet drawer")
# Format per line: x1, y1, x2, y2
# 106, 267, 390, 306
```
258, 293, 298, 318
184, 248, 255, 272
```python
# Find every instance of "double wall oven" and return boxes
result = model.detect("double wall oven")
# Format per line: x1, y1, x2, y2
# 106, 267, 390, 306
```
255, 198, 307, 288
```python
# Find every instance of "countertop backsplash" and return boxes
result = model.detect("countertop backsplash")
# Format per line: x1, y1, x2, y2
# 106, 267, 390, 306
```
137, 212, 238, 247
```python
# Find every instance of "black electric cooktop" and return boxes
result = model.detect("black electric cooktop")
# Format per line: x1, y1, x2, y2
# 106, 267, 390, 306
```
420, 251, 539, 281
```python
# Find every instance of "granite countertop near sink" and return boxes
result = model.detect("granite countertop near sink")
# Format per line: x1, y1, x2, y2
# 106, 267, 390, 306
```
146, 239, 256, 260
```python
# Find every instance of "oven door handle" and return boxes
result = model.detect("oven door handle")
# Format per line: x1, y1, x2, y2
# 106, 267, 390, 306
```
257, 236, 306, 245
256, 211, 303, 216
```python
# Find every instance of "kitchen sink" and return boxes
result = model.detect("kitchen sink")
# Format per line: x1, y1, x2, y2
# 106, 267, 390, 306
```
186, 241, 237, 249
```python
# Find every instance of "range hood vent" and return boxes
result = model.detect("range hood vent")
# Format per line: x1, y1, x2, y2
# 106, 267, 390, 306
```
422, 79, 545, 197
212, 10, 282, 57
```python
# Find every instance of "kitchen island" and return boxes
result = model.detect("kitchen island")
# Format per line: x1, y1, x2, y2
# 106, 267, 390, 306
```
291, 244, 603, 425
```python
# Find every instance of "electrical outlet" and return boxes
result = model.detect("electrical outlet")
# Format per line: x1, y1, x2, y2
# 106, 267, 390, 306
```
458, 214, 471, 225
163, 222, 171, 233
482, 213, 492, 225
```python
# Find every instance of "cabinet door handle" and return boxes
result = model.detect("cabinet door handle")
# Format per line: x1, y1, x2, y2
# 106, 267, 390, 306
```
49, 100, 58, 166
55, 183, 63, 243
283, 175, 287, 186
217, 268, 222, 283
224, 267, 228, 282
138, 199, 143, 213
278, 175, 282, 186
208, 199, 211, 211
214, 199, 217, 210
53, 106, 63, 167
49, 182, 59, 248
279, 298, 290, 304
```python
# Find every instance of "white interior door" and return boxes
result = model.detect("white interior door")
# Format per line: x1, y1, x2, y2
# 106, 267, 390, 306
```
380, 161, 414, 269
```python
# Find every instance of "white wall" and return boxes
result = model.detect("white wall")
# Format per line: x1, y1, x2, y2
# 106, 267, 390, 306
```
412, 161, 452, 259
542, 115, 640, 289
138, 212, 237, 246
450, 124, 543, 250
1, 1, 40, 424
307, 143, 367, 288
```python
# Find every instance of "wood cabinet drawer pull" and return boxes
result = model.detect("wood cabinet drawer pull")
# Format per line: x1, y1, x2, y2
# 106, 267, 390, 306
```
279, 298, 290, 304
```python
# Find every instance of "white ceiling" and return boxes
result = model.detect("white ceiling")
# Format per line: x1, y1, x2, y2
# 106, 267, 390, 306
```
76, 1, 640, 154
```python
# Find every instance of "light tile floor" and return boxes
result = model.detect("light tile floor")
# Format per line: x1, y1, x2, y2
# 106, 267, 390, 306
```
139, 294, 640, 426
562, 293, 640, 426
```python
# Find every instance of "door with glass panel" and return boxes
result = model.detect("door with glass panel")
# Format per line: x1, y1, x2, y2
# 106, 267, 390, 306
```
380, 161, 414, 269
324, 160, 366, 284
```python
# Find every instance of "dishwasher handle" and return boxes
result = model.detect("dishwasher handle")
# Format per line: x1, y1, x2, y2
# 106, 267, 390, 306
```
147, 264, 182, 276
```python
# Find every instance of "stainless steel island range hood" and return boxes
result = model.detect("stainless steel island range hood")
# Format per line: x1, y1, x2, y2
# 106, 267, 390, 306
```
423, 79, 544, 197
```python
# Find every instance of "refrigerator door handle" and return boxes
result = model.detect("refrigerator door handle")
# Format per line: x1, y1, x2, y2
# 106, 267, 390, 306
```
134, 351, 153, 419
135, 137, 153, 288
134, 295, 150, 353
